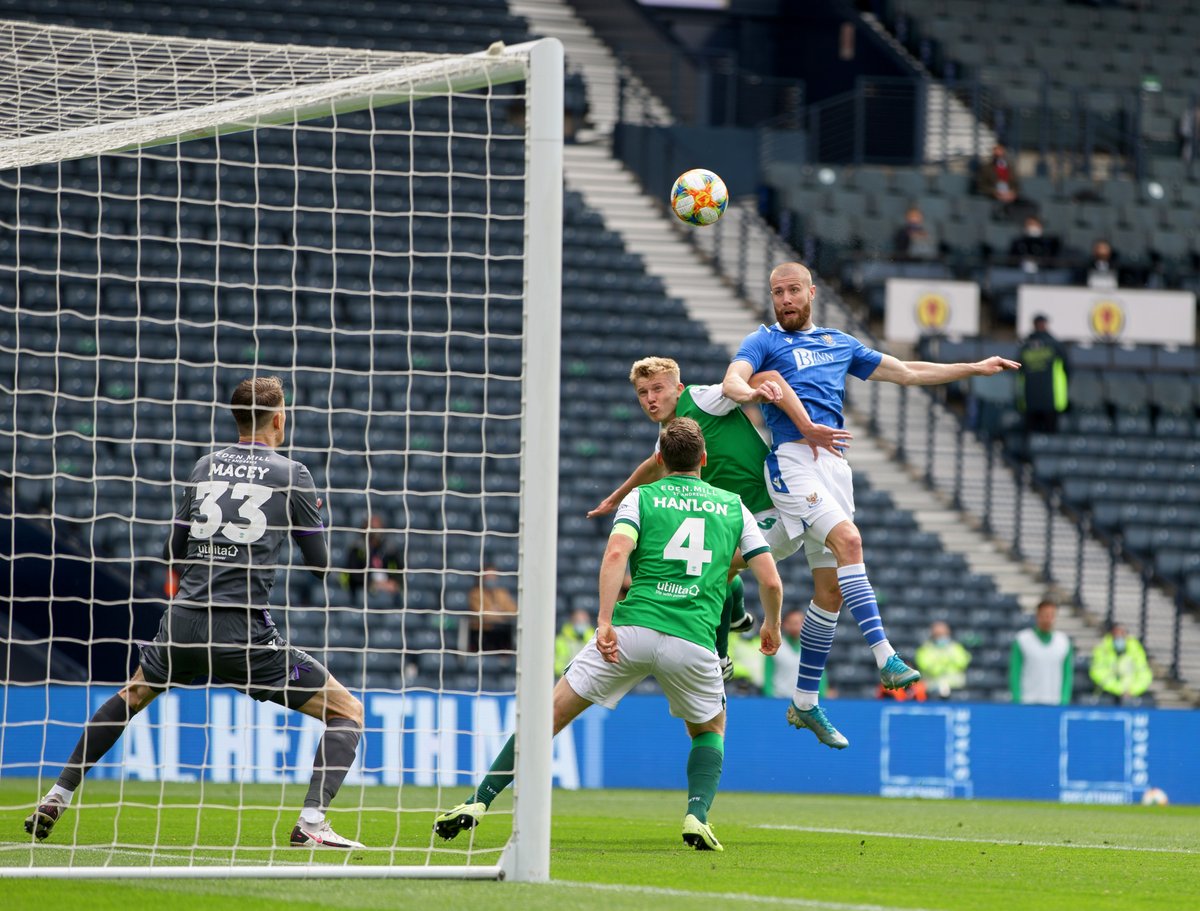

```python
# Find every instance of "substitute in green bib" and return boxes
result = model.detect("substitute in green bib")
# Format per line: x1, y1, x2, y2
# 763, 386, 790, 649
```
435, 417, 783, 852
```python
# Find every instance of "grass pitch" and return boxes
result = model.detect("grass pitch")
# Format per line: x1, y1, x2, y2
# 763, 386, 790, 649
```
1, 781, 1196, 911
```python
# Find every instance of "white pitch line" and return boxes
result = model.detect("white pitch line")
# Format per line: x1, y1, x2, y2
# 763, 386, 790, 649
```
553, 880, 944, 911
755, 825, 1198, 855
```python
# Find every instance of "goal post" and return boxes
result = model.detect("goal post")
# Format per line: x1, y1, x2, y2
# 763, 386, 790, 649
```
0, 19, 561, 881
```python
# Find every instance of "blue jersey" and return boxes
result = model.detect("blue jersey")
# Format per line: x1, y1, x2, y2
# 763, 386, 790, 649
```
732, 323, 883, 446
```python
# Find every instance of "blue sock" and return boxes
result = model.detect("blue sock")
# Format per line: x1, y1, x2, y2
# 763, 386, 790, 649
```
838, 563, 894, 667
793, 601, 838, 708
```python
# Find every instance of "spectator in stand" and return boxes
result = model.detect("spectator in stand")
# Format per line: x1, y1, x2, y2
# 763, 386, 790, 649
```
975, 143, 1035, 219
468, 563, 519, 652
1077, 239, 1119, 289
1009, 215, 1062, 272
1089, 621, 1153, 706
892, 205, 940, 260
761, 609, 804, 698
342, 514, 403, 596
915, 620, 972, 699
1017, 314, 1070, 435
728, 619, 766, 695
554, 607, 596, 677
1178, 102, 1200, 165
1010, 597, 1074, 705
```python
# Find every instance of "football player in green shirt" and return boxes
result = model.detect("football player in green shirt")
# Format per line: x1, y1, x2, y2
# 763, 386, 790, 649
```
435, 417, 783, 851
588, 357, 847, 681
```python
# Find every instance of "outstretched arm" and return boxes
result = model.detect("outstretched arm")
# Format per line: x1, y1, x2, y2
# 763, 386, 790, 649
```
868, 353, 1021, 387
751, 369, 852, 456
588, 454, 664, 518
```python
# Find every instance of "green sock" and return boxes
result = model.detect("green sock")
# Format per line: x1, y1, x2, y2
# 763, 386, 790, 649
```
686, 731, 724, 824
470, 734, 515, 808
716, 585, 734, 660
728, 574, 746, 626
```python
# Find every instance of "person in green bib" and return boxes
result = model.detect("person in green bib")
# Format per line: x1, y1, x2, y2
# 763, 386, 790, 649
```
435, 417, 784, 852
588, 356, 847, 680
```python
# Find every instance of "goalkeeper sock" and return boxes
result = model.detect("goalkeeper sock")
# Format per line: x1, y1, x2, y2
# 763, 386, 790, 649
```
794, 601, 838, 709
838, 563, 895, 668
685, 732, 724, 824
48, 785, 74, 806
471, 734, 516, 808
303, 717, 362, 810
56, 693, 133, 791
715, 576, 744, 660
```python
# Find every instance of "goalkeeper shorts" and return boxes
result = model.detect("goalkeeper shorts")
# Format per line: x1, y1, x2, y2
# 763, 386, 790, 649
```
140, 604, 329, 709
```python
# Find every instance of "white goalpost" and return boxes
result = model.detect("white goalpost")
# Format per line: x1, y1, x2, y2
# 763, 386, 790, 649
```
0, 20, 561, 880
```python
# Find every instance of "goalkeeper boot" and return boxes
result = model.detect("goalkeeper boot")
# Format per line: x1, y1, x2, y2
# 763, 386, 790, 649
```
289, 817, 365, 849
681, 814, 724, 852
879, 654, 921, 690
433, 802, 486, 841
786, 702, 849, 750
24, 794, 67, 841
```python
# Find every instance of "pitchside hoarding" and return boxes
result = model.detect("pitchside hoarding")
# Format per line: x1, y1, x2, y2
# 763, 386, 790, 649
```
2, 688, 1194, 805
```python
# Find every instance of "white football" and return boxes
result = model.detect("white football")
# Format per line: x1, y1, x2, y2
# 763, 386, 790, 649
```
1141, 787, 1169, 806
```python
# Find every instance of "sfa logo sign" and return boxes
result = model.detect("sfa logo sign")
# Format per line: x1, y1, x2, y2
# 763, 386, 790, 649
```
88, 691, 582, 789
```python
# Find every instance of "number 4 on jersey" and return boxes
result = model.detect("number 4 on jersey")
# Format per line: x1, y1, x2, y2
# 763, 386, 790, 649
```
663, 517, 712, 576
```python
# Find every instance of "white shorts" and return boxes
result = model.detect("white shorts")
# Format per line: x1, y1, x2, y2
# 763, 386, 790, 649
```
753, 506, 801, 563
763, 441, 855, 571
563, 625, 726, 724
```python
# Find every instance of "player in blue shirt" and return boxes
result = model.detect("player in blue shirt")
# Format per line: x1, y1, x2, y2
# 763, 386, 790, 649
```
724, 262, 1019, 748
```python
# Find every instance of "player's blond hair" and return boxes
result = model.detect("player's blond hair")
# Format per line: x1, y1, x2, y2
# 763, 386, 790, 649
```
628, 356, 680, 385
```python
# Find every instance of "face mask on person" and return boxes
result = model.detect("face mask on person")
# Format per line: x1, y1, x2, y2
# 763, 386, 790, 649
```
934, 636, 950, 647
1113, 636, 1127, 653
574, 623, 589, 636
1025, 224, 1043, 238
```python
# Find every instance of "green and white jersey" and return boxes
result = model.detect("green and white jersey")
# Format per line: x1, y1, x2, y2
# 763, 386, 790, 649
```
611, 474, 770, 651
666, 384, 774, 514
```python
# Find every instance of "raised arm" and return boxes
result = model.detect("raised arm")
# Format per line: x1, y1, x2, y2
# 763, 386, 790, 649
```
587, 454, 664, 518
868, 353, 1020, 387
750, 369, 852, 456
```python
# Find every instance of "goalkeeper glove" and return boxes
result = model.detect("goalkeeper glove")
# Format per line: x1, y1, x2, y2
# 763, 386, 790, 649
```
719, 655, 734, 681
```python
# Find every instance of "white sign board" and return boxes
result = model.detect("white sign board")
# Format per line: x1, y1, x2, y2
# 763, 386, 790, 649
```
884, 278, 981, 342
1017, 286, 1196, 344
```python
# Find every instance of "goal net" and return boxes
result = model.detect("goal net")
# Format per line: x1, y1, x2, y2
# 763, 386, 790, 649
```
0, 20, 561, 881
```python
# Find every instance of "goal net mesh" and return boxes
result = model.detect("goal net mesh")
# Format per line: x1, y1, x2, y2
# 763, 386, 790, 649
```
0, 19, 558, 876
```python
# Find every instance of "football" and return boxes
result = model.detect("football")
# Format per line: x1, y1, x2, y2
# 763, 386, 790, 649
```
671, 168, 729, 226
1141, 787, 1169, 805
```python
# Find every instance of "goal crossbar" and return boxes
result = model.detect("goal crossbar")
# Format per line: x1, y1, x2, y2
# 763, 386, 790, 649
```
0, 18, 536, 169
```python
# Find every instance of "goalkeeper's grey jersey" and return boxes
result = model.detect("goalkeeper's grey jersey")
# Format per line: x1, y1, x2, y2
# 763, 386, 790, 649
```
172, 443, 324, 606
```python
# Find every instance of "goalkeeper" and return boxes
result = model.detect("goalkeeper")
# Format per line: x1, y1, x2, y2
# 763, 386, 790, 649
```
25, 376, 366, 850
435, 418, 783, 851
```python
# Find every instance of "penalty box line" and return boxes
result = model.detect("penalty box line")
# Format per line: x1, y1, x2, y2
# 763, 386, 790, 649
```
755, 825, 1198, 855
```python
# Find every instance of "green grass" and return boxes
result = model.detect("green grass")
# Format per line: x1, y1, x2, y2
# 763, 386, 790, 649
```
2, 781, 1197, 911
